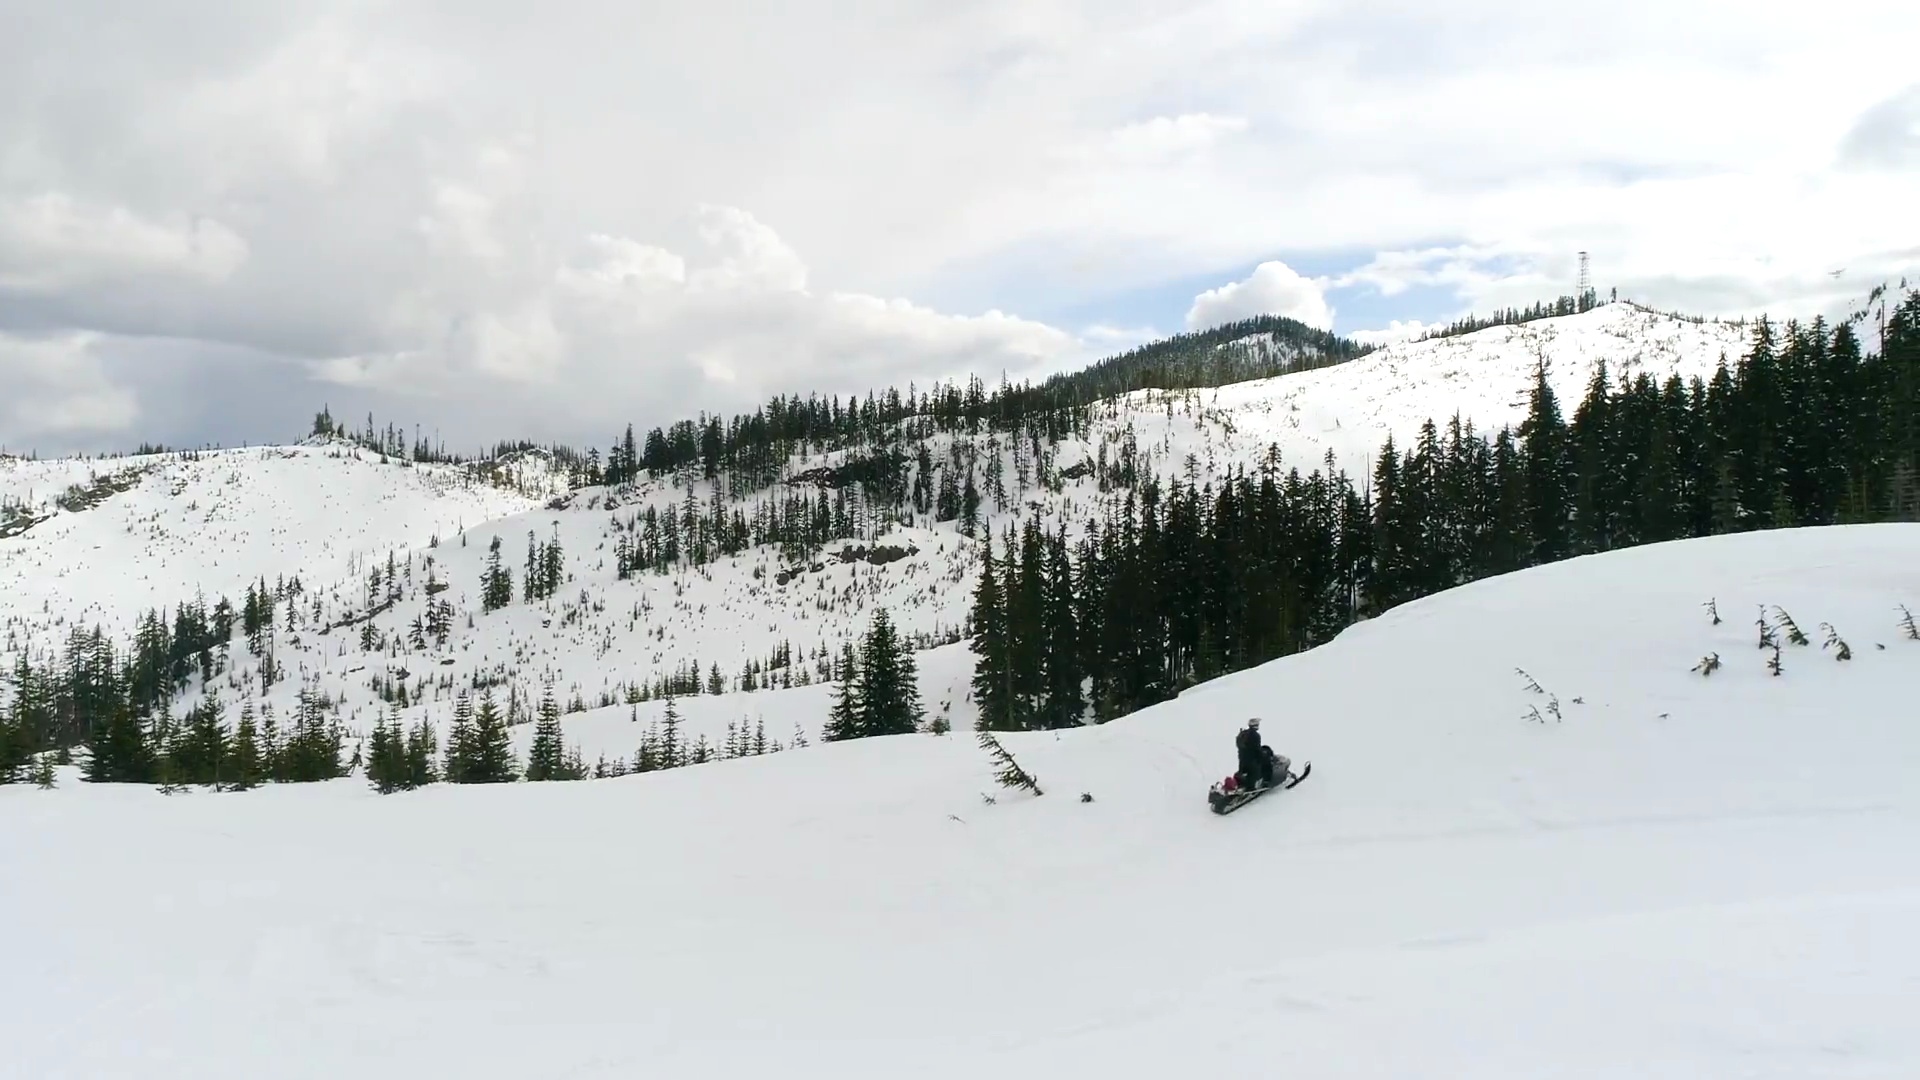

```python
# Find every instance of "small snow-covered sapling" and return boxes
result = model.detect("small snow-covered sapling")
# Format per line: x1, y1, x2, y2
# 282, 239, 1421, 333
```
1819, 623, 1853, 661
1771, 606, 1809, 646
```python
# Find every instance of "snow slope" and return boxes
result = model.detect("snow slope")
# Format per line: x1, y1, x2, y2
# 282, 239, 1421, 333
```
1087, 301, 1751, 479
0, 442, 546, 637
6, 524, 1917, 1078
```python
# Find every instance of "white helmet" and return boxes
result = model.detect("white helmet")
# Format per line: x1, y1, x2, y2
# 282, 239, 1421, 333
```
1247, 717, 1260, 729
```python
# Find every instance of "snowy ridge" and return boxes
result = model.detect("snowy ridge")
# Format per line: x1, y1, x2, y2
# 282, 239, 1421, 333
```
5, 524, 1917, 1076
1089, 300, 1751, 478
2, 304, 1758, 756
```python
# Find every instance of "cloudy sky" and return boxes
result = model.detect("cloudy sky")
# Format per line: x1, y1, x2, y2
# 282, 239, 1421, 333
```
4, 0, 1918, 456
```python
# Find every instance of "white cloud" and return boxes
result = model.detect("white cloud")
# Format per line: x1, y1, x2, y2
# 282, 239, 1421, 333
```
1186, 261, 1333, 332
687, 204, 810, 294
1838, 83, 1920, 171
1081, 323, 1163, 352
417, 183, 509, 265
0, 332, 139, 444
0, 194, 248, 291
2, 1, 1919, 449
305, 204, 1081, 438
1349, 321, 1432, 347
1099, 113, 1249, 162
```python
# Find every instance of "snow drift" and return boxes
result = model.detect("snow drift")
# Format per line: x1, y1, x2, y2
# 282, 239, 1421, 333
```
6, 523, 1918, 1077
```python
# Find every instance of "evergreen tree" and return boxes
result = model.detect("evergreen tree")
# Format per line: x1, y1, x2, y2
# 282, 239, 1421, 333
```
658, 696, 684, 769
1519, 359, 1571, 562
280, 689, 345, 782
855, 609, 921, 737
444, 690, 475, 783
527, 681, 565, 781
0, 704, 26, 784
367, 708, 406, 793
481, 536, 513, 612
1037, 529, 1084, 728
1006, 521, 1047, 724
968, 540, 1016, 731
405, 720, 439, 787
176, 695, 230, 786
466, 691, 517, 783
84, 698, 151, 784
823, 644, 861, 741
228, 703, 263, 791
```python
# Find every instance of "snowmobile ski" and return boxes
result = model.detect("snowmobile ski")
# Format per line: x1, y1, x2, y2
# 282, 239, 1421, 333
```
1208, 761, 1310, 815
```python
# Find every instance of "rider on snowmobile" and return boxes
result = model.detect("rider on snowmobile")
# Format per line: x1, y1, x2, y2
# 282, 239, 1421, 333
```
1236, 718, 1273, 789
1233, 717, 1294, 792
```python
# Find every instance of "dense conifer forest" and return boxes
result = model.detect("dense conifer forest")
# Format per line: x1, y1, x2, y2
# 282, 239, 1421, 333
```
969, 292, 1920, 726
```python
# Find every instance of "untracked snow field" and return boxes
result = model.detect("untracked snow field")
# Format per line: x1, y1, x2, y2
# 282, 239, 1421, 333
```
6, 525, 1920, 1078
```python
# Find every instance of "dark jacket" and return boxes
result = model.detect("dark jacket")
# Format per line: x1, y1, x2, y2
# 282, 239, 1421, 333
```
1235, 725, 1263, 772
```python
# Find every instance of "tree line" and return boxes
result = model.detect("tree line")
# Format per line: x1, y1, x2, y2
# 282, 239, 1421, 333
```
8, 290, 1914, 780
310, 313, 1362, 499
1416, 289, 1608, 341
969, 292, 1920, 727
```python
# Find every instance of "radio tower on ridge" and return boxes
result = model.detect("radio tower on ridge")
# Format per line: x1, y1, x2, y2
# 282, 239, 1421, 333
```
1577, 251, 1592, 304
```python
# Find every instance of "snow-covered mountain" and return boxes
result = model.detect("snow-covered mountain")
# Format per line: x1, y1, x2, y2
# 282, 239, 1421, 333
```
0, 302, 1754, 756
6, 523, 1916, 1077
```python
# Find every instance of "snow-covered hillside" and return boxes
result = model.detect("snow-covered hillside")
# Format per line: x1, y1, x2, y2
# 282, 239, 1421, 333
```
1091, 301, 1750, 478
0, 304, 1756, 754
6, 525, 1917, 1077
0, 442, 550, 637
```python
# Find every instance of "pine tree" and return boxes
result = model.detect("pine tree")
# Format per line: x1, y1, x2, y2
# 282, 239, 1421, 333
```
960, 471, 981, 537
85, 698, 151, 784
1519, 358, 1571, 563
969, 539, 1016, 731
978, 730, 1043, 796
823, 644, 861, 741
1007, 521, 1047, 723
482, 536, 513, 612
541, 534, 565, 599
367, 708, 406, 793
259, 708, 283, 782
228, 702, 262, 791
280, 688, 345, 782
1037, 529, 1084, 728
524, 531, 541, 602
444, 690, 475, 783
0, 704, 26, 785
405, 721, 439, 787
467, 691, 517, 783
181, 694, 230, 786
658, 696, 683, 769
527, 681, 565, 781
853, 610, 921, 737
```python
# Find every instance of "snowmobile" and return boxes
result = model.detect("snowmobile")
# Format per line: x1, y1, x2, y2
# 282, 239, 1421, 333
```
1208, 751, 1310, 815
